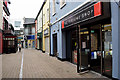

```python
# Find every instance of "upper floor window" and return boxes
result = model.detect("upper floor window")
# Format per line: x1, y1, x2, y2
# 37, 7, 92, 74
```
43, 14, 45, 24
52, 0, 56, 15
47, 8, 49, 21
60, 0, 66, 9
40, 17, 42, 27
25, 28, 28, 35
32, 27, 35, 34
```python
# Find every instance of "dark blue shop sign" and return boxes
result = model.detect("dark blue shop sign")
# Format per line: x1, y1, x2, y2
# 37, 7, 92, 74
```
62, 1, 102, 28
27, 35, 35, 40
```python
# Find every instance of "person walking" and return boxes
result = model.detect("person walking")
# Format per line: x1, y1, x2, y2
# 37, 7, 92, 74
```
19, 43, 21, 52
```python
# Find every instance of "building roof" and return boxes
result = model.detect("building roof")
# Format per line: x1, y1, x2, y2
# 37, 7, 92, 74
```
3, 0, 11, 4
35, 0, 46, 20
23, 18, 35, 25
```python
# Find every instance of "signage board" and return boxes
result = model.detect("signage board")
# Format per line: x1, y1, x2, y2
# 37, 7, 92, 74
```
44, 28, 49, 36
62, 2, 102, 28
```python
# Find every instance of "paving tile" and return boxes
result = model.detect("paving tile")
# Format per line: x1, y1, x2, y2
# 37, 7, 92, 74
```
2, 49, 110, 79
22, 49, 110, 79
2, 50, 22, 78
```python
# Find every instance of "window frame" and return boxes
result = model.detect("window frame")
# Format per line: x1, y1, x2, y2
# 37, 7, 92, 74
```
47, 8, 49, 21
60, 0, 66, 9
52, 0, 56, 16
43, 14, 45, 25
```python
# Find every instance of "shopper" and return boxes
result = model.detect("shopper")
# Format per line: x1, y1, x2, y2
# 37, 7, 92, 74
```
19, 43, 21, 52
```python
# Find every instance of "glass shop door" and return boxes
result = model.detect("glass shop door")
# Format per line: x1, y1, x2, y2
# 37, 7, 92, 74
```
90, 24, 102, 74
53, 34, 57, 56
79, 27, 90, 72
102, 24, 112, 77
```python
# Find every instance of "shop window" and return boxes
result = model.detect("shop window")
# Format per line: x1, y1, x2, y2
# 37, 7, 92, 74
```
102, 24, 112, 77
32, 27, 35, 34
47, 8, 49, 21
43, 14, 45, 24
40, 17, 42, 28
25, 28, 28, 35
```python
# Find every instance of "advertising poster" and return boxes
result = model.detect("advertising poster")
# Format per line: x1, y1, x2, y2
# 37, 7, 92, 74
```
74, 50, 77, 64
82, 42, 86, 49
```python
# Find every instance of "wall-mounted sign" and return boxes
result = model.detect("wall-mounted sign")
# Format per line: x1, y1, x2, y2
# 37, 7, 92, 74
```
44, 28, 49, 36
62, 21, 64, 29
3, 38, 15, 40
62, 1, 104, 28
17, 37, 23, 40
27, 35, 35, 40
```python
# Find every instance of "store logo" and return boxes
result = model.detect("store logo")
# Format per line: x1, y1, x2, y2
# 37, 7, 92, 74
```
62, 21, 64, 29
94, 2, 101, 17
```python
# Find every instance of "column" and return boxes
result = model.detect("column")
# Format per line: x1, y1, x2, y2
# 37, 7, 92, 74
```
111, 2, 120, 79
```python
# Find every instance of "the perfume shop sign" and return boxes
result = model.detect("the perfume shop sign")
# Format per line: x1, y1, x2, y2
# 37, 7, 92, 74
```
62, 2, 102, 28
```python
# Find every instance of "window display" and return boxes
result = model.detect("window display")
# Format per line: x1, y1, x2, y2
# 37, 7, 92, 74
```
103, 24, 112, 77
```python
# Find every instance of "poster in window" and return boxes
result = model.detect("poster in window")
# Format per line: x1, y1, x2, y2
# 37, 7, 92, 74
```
74, 50, 77, 64
91, 34, 98, 51
82, 42, 86, 49
105, 31, 112, 42
104, 42, 109, 51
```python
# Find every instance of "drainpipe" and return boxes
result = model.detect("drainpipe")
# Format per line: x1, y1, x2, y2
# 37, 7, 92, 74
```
42, 9, 43, 52
49, 0, 51, 56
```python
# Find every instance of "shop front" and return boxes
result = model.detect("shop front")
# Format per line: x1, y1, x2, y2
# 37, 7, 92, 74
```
79, 24, 112, 77
62, 1, 112, 78
44, 28, 50, 54
50, 23, 59, 57
17, 36, 24, 48
3, 35, 18, 53
37, 32, 42, 50
26, 35, 35, 48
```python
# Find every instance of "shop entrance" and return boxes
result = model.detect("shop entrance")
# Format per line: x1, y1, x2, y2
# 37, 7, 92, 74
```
90, 25, 102, 73
80, 28, 90, 72
66, 27, 78, 64
79, 24, 112, 77
80, 25, 102, 73
53, 34, 57, 56
39, 38, 42, 50
102, 24, 112, 77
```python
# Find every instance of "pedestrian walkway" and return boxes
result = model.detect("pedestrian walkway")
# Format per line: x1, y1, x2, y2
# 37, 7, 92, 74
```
2, 51, 22, 78
2, 49, 110, 79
